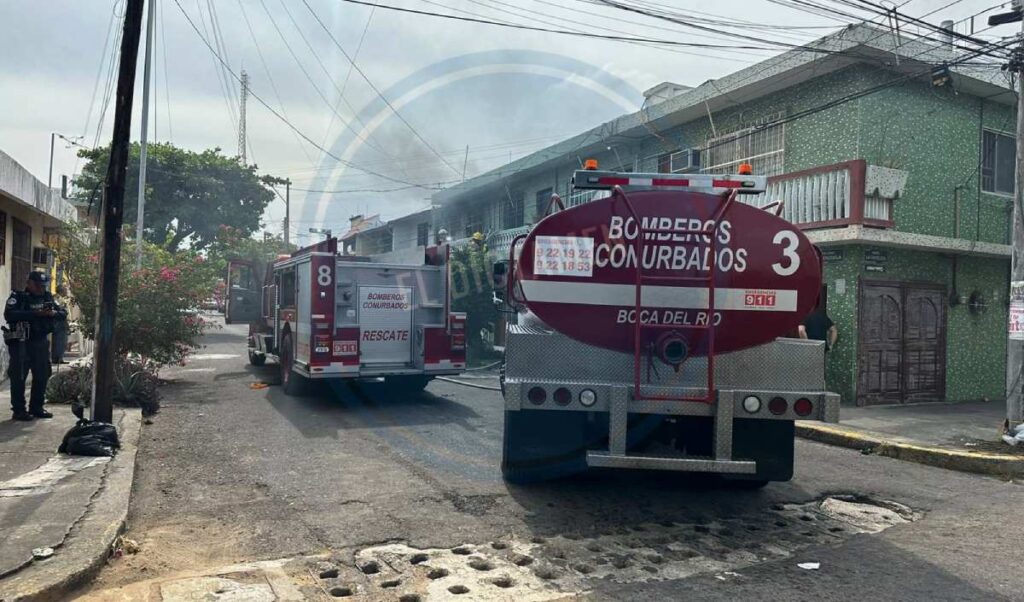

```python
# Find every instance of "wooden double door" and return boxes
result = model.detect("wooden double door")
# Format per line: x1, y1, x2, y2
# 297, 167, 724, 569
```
857, 281, 946, 405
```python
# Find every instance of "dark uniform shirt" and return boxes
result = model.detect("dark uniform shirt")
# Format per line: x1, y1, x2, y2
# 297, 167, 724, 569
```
4, 290, 65, 340
802, 310, 834, 342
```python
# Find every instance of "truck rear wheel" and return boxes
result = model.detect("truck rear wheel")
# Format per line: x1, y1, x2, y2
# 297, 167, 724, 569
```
501, 410, 590, 484
384, 375, 432, 394
248, 348, 266, 366
280, 333, 313, 396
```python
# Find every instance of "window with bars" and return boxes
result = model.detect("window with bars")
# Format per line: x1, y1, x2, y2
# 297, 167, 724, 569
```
464, 208, 483, 238
535, 187, 553, 220
982, 130, 1015, 195
704, 113, 785, 176
503, 191, 524, 229
416, 222, 429, 247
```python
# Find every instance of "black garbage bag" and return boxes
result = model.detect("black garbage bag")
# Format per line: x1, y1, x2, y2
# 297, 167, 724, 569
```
58, 419, 121, 457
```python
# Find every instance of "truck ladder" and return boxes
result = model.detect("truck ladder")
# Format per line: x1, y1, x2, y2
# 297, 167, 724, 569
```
611, 186, 739, 404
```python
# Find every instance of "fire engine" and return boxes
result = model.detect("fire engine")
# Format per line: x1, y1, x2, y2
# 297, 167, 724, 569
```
225, 237, 466, 394
495, 164, 839, 486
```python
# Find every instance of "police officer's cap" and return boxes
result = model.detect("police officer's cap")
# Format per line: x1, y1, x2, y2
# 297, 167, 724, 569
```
27, 271, 50, 285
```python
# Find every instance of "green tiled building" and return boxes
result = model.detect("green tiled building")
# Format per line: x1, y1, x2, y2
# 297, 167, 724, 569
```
431, 24, 1015, 406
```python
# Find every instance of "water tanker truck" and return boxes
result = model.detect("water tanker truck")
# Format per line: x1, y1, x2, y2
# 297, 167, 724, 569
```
495, 165, 839, 486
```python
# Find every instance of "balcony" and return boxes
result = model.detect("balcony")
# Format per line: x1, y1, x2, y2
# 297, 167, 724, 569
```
745, 159, 904, 230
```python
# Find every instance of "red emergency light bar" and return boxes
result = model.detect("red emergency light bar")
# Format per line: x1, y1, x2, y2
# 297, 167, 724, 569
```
572, 169, 767, 194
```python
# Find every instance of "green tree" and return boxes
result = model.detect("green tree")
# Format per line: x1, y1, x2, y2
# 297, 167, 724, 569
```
74, 143, 274, 250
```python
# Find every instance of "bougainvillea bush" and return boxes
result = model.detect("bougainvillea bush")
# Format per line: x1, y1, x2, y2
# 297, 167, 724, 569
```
57, 227, 220, 368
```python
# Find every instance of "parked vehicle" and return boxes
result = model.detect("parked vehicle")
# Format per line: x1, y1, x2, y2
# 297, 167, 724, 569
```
495, 164, 839, 485
226, 238, 466, 394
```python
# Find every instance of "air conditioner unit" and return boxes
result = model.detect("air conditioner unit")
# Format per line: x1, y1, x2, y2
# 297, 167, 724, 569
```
32, 247, 53, 265
670, 149, 701, 173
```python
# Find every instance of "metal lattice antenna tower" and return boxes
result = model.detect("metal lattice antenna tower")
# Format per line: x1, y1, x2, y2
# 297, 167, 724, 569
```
238, 69, 248, 164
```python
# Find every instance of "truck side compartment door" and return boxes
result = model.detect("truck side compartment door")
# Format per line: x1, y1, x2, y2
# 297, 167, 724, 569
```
225, 261, 261, 325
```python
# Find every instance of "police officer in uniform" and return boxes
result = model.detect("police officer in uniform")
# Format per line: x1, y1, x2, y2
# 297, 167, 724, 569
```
5, 271, 66, 421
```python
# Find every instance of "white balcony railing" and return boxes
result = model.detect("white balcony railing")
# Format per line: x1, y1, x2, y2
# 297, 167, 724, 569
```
743, 160, 896, 230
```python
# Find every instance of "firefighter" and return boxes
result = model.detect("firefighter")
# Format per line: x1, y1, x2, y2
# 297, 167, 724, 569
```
5, 271, 67, 420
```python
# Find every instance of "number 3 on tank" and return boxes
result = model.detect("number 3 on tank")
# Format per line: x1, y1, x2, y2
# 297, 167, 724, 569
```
772, 230, 800, 276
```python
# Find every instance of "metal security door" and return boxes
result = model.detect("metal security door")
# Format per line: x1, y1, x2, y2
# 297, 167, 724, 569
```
358, 286, 414, 365
857, 284, 903, 405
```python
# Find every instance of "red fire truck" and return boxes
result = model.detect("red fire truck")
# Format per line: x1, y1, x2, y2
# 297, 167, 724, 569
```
226, 238, 466, 395
496, 165, 839, 485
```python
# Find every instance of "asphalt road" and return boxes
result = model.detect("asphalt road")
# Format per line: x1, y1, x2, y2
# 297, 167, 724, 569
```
81, 319, 1024, 600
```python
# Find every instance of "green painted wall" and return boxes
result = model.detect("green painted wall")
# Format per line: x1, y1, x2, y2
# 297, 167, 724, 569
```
820, 247, 862, 404
822, 246, 1009, 404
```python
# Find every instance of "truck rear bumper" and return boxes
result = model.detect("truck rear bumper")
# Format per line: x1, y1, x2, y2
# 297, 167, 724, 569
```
504, 380, 840, 424
586, 452, 756, 474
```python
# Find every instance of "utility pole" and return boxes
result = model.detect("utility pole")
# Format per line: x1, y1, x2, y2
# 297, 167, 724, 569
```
262, 175, 292, 251
238, 70, 249, 164
991, 2, 1024, 424
92, 0, 145, 424
135, 0, 156, 269
284, 178, 291, 250
48, 133, 55, 191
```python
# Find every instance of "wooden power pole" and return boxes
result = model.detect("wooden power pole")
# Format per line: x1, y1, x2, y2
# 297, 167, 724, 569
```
91, 0, 145, 423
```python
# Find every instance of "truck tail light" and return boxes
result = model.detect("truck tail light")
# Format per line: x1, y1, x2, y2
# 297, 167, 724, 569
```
768, 397, 787, 415
793, 398, 813, 417
449, 313, 466, 351
553, 387, 572, 406
528, 387, 546, 405
742, 395, 762, 413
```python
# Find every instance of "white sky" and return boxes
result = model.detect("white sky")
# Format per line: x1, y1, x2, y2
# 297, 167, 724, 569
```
0, 0, 1014, 244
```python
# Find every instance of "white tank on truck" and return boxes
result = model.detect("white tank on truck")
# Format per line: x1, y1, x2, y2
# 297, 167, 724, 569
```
495, 164, 839, 486
226, 238, 467, 395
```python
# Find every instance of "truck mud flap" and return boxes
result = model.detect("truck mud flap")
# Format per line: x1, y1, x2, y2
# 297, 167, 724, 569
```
729, 418, 795, 482
501, 410, 605, 483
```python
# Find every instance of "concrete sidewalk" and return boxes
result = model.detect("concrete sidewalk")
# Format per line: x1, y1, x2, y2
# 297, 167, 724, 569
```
0, 396, 141, 601
797, 400, 1024, 479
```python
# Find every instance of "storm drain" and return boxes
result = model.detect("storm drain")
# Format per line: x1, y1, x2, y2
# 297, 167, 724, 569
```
116, 497, 916, 601
306, 496, 917, 600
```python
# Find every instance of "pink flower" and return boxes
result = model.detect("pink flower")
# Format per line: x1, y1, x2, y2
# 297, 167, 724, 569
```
159, 267, 180, 282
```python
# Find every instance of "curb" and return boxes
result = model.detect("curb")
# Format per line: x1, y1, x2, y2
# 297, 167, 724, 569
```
0, 409, 142, 602
796, 422, 1024, 479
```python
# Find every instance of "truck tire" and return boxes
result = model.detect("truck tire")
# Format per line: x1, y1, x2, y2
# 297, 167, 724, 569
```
501, 410, 590, 484
384, 375, 432, 394
279, 333, 312, 396
722, 418, 795, 486
248, 348, 266, 366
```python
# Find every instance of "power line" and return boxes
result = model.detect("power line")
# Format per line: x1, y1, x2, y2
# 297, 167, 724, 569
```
301, 0, 466, 177
159, 0, 173, 142
254, 0, 388, 156
170, 0, 448, 190
330, 0, 844, 52
234, 0, 315, 164
317, 0, 378, 159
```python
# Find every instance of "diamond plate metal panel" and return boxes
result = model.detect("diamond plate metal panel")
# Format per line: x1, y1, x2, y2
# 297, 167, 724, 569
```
506, 324, 827, 392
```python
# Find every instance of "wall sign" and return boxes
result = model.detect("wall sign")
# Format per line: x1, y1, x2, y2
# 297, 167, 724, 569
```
864, 264, 885, 273
820, 248, 844, 262
864, 249, 888, 263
